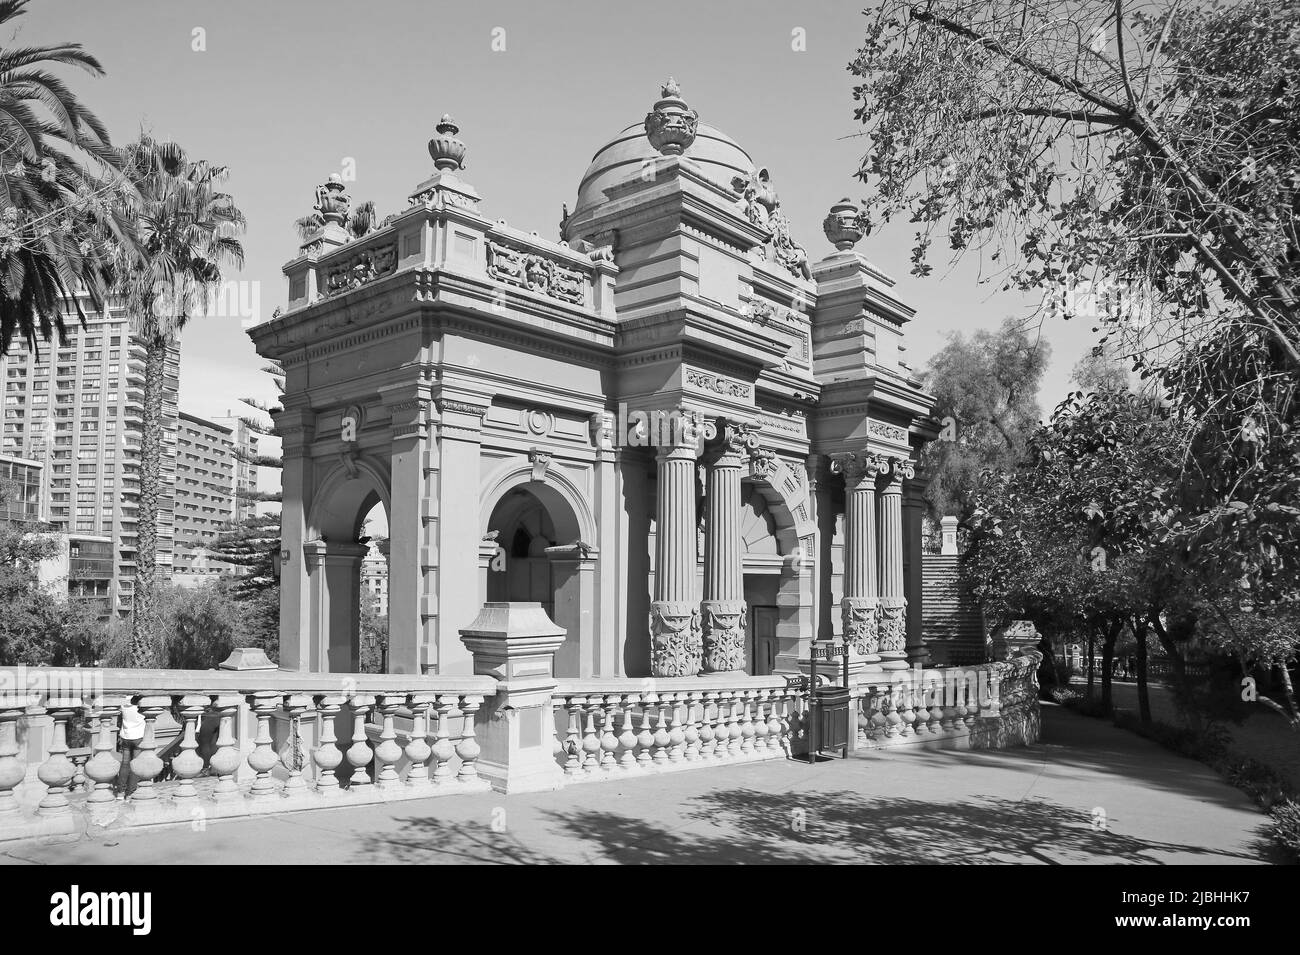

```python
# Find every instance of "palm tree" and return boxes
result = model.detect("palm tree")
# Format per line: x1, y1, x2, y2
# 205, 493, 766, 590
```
0, 0, 130, 356
116, 135, 245, 666
295, 198, 377, 242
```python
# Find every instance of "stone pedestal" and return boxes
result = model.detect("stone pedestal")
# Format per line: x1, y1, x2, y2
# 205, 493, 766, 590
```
651, 436, 702, 677
700, 424, 748, 674
460, 602, 566, 793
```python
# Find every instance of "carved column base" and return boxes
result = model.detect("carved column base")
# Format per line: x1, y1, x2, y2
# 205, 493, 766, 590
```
877, 598, 909, 671
841, 596, 882, 670
650, 601, 702, 677
700, 600, 747, 674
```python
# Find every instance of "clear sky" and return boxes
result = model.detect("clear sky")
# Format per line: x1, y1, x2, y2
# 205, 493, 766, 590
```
21, 0, 1098, 441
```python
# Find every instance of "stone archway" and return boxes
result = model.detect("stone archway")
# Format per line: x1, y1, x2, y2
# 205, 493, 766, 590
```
303, 458, 391, 672
480, 469, 593, 678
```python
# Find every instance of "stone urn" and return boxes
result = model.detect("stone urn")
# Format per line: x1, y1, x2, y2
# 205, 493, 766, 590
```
822, 197, 865, 251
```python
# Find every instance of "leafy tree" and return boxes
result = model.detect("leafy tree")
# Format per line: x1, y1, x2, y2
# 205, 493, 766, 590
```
851, 0, 1300, 610
0, 0, 131, 356
113, 136, 246, 666
919, 315, 1049, 528
1071, 345, 1131, 395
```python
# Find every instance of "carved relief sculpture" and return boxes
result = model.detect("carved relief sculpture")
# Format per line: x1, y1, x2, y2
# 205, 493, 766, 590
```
644, 77, 699, 156
650, 602, 703, 677
486, 240, 586, 306
323, 242, 398, 297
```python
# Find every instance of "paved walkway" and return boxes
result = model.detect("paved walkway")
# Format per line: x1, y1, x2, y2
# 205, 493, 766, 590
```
1, 705, 1281, 865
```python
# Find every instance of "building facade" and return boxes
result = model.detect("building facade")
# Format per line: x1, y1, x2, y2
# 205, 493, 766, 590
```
173, 411, 239, 586
0, 301, 180, 616
251, 81, 940, 679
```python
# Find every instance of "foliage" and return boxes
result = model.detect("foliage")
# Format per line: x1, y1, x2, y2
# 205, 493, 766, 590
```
850, 0, 1300, 605
359, 590, 387, 674
1272, 800, 1300, 862
107, 580, 271, 670
0, 0, 132, 357
918, 315, 1050, 527
209, 513, 280, 597
295, 198, 377, 242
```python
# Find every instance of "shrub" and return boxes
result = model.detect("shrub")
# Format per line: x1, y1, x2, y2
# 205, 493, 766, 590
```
1271, 801, 1300, 862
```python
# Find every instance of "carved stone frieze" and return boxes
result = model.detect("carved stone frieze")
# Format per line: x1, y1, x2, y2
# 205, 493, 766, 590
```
486, 239, 586, 305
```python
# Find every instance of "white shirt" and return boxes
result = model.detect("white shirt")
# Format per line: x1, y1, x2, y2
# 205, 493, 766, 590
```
119, 703, 145, 742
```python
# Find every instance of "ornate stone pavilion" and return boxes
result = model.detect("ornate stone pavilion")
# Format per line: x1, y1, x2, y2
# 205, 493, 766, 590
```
250, 79, 941, 681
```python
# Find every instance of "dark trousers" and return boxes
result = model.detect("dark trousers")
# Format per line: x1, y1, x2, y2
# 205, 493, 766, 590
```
116, 739, 141, 797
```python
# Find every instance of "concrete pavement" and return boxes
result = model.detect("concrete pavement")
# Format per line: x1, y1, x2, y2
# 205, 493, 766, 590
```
0, 704, 1280, 864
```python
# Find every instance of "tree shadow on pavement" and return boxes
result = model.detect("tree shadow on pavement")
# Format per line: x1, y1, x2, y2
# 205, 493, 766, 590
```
365, 789, 1274, 865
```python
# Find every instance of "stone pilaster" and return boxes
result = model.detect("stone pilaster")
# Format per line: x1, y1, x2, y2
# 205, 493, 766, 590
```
700, 422, 749, 674
878, 457, 915, 671
650, 418, 702, 677
831, 450, 885, 670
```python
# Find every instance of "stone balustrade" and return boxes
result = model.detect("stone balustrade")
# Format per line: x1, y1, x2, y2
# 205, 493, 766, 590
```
550, 676, 804, 781
851, 648, 1043, 750
0, 667, 496, 842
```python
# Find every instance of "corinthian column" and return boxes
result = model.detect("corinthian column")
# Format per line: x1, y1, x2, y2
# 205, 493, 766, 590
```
830, 450, 883, 669
878, 457, 915, 671
701, 423, 749, 673
650, 419, 702, 677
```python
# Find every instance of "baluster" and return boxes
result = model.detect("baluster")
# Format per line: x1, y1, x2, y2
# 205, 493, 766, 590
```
738, 691, 755, 756
777, 692, 794, 754
312, 695, 345, 795
561, 696, 583, 776
650, 695, 671, 765
985, 671, 1003, 720
764, 696, 785, 753
248, 691, 282, 799
698, 692, 717, 759
432, 696, 458, 783
682, 692, 702, 761
939, 676, 956, 733
854, 689, 870, 744
345, 694, 375, 790
882, 686, 901, 739
964, 676, 980, 728
281, 694, 313, 795
373, 695, 404, 790
912, 679, 930, 737
455, 695, 482, 781
83, 698, 122, 805
927, 679, 945, 735
35, 696, 80, 815
635, 696, 655, 769
581, 699, 601, 774
210, 695, 244, 800
126, 697, 170, 804
714, 691, 733, 759
617, 694, 639, 770
171, 695, 209, 805
667, 694, 685, 763
754, 691, 769, 758
600, 696, 619, 772
726, 692, 744, 757
404, 694, 435, 790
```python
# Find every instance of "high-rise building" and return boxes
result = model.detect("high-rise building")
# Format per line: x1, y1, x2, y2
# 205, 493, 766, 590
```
173, 411, 238, 586
212, 412, 259, 523
0, 453, 45, 524
0, 300, 180, 617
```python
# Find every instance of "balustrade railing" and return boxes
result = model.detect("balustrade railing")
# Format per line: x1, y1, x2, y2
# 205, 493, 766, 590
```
0, 667, 495, 839
551, 676, 805, 781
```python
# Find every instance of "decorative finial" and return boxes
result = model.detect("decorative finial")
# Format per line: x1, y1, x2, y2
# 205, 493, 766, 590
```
645, 78, 698, 156
313, 174, 351, 227
429, 113, 467, 172
823, 197, 865, 252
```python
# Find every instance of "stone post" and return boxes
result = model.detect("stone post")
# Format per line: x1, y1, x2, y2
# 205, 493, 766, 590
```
700, 422, 748, 673
831, 450, 883, 671
940, 516, 959, 556
650, 416, 702, 677
460, 602, 566, 793
878, 457, 915, 671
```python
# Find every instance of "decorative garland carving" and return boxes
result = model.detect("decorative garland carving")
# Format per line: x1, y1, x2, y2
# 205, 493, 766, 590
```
486, 239, 586, 305
685, 369, 750, 398
650, 602, 702, 677
323, 242, 397, 297
869, 420, 910, 445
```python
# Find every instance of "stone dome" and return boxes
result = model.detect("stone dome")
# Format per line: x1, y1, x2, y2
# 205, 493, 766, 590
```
573, 121, 755, 216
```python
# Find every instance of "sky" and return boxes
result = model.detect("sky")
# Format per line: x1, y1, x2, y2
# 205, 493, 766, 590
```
19, 0, 1101, 461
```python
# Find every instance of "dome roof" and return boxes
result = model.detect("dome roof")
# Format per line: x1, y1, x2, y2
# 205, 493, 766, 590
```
574, 121, 755, 215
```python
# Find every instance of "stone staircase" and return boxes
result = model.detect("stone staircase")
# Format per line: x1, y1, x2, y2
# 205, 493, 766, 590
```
922, 554, 986, 666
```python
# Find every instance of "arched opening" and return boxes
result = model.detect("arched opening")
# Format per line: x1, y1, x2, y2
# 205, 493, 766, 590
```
484, 482, 588, 677
741, 482, 783, 675
306, 462, 390, 673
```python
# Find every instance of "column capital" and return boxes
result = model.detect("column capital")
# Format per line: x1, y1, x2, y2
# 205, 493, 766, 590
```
881, 456, 916, 490
702, 418, 755, 468
829, 450, 887, 488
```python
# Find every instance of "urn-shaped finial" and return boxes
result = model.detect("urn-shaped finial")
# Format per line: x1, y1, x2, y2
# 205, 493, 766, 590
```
314, 173, 351, 227
644, 78, 698, 156
429, 114, 467, 172
823, 197, 865, 252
